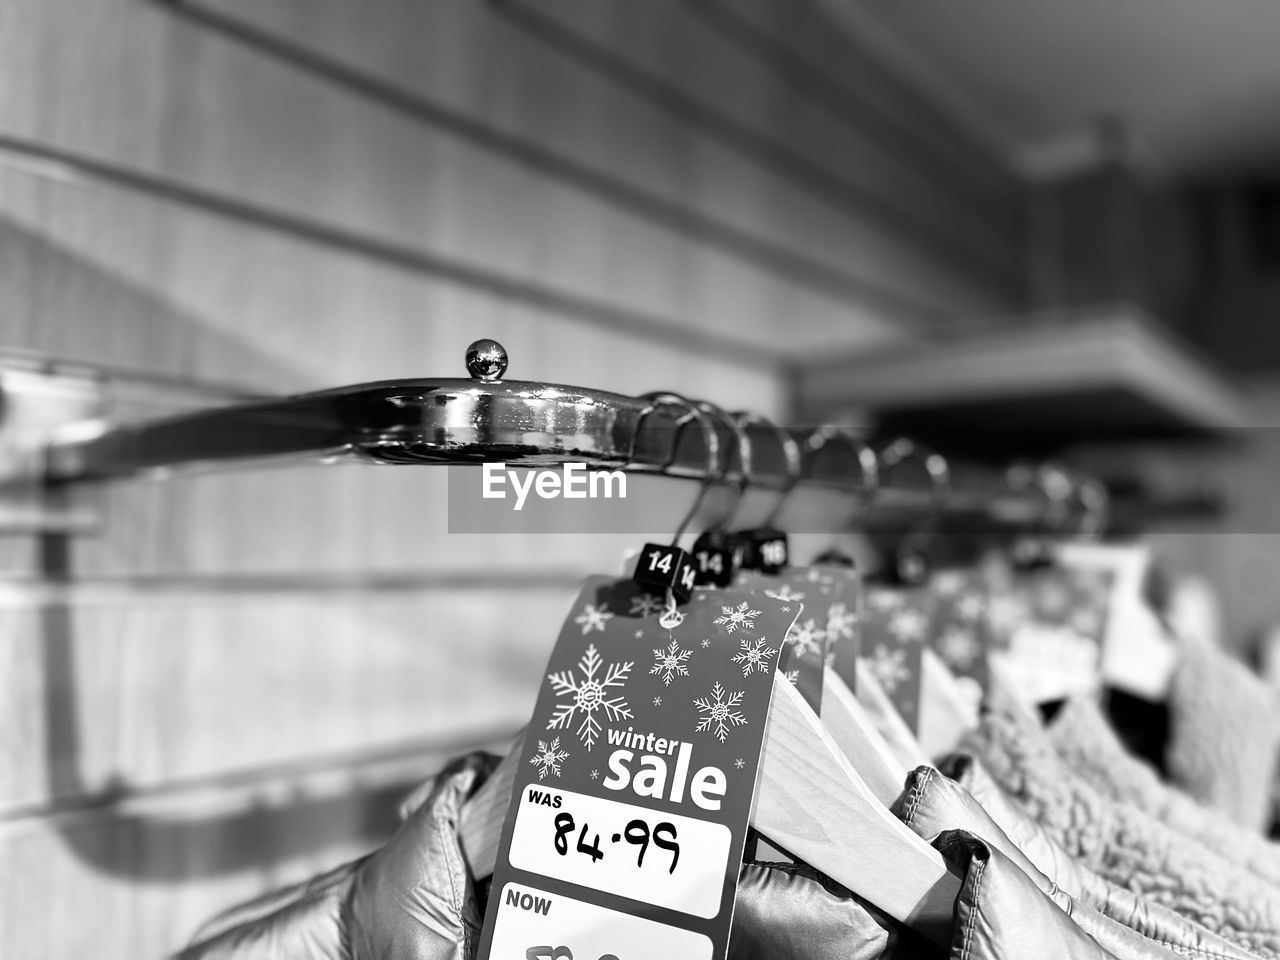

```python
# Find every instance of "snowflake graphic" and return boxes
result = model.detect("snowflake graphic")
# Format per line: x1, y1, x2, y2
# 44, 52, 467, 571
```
764, 584, 805, 603
700, 638, 711, 648
787, 618, 826, 659
590, 769, 600, 780
574, 603, 614, 634
734, 758, 745, 769
867, 644, 911, 693
629, 593, 665, 617
694, 682, 748, 743
888, 608, 929, 643
868, 589, 904, 611
547, 643, 633, 750
783, 668, 800, 685
932, 571, 964, 596
715, 601, 762, 633
939, 627, 981, 668
826, 602, 857, 642
653, 696, 663, 706
955, 592, 986, 622
732, 637, 778, 677
650, 639, 692, 686
529, 738, 569, 780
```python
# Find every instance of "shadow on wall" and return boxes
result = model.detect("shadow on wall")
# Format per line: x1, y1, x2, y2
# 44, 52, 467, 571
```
34, 529, 432, 879
0, 216, 309, 392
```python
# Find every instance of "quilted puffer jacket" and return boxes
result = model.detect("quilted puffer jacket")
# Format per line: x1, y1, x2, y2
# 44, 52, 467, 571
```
175, 752, 1135, 959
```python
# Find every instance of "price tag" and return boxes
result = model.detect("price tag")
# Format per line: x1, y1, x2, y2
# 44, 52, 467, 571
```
987, 559, 1115, 704
923, 568, 993, 694
846, 583, 930, 732
734, 566, 846, 713
477, 577, 799, 960
817, 565, 863, 682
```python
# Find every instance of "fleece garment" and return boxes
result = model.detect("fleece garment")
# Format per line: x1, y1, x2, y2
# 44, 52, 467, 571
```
1050, 697, 1280, 885
960, 687, 1280, 960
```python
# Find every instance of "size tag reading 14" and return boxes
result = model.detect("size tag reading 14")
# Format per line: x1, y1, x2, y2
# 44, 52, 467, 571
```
476, 576, 800, 960
633, 543, 697, 602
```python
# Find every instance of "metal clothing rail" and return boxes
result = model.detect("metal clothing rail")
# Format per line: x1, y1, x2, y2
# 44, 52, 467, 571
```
16, 339, 1098, 534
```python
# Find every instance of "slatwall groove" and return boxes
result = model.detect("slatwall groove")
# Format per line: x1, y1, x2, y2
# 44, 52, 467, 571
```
689, 0, 1022, 203
0, 569, 585, 604
0, 139, 791, 368
2, 588, 573, 810
485, 0, 1020, 291
0, 1, 907, 362
0, 729, 508, 826
0, 173, 795, 400
154, 1, 968, 329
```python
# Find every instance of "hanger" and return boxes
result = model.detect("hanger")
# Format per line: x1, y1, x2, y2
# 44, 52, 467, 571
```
861, 439, 976, 755
459, 414, 962, 946
819, 665, 911, 803
735, 417, 909, 804
854, 660, 932, 770
875, 437, 951, 586
792, 424, 910, 801
918, 648, 979, 759
802, 423, 879, 568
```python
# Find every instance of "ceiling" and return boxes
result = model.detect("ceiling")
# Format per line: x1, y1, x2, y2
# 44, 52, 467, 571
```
829, 0, 1280, 179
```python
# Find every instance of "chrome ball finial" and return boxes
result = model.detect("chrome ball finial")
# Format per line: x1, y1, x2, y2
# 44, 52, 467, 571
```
465, 338, 508, 381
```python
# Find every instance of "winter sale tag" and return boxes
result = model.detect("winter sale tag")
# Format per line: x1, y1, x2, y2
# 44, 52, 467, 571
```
476, 576, 800, 960
924, 568, 993, 697
734, 566, 847, 713
845, 583, 929, 732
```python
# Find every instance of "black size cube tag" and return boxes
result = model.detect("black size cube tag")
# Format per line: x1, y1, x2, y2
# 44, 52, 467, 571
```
633, 542, 697, 602
689, 530, 737, 588
737, 528, 789, 574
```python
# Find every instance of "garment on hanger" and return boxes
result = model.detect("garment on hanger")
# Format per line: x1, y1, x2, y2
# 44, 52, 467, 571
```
897, 762, 1263, 960
1163, 635, 1280, 833
1049, 697, 1280, 883
176, 750, 1192, 960
958, 687, 1280, 960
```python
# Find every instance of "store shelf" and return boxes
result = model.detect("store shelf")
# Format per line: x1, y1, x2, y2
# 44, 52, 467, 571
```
795, 308, 1252, 458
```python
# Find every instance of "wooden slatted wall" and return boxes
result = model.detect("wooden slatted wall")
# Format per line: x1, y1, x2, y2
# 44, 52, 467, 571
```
0, 0, 1026, 954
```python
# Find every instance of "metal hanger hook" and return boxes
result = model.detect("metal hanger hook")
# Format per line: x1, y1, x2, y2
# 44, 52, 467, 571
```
636, 391, 720, 545
1074, 473, 1110, 538
877, 437, 951, 583
730, 411, 801, 529
804, 424, 880, 530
